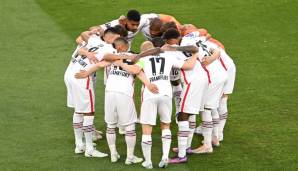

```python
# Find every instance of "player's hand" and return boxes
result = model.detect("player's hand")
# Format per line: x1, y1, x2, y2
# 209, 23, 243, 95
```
75, 70, 89, 79
113, 59, 123, 66
201, 57, 212, 66
118, 15, 126, 25
87, 52, 99, 64
147, 83, 159, 94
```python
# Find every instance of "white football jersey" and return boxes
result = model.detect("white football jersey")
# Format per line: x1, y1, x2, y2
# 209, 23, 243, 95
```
105, 52, 135, 97
181, 34, 228, 80
139, 13, 159, 40
70, 35, 116, 76
136, 52, 185, 101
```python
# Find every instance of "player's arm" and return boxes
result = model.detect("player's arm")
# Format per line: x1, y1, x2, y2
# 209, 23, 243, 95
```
137, 71, 159, 94
103, 53, 136, 62
133, 48, 162, 62
161, 45, 198, 54
78, 47, 99, 64
113, 60, 142, 74
201, 48, 220, 66
181, 53, 199, 70
75, 60, 111, 79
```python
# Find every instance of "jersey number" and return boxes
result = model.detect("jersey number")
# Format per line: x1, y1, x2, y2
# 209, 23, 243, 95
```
149, 57, 165, 76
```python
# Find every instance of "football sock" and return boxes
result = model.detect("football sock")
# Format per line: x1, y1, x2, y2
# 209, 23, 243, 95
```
161, 129, 172, 160
141, 135, 152, 163
202, 110, 213, 147
125, 124, 136, 159
187, 115, 196, 149
83, 115, 94, 152
178, 121, 189, 158
211, 109, 220, 139
106, 124, 117, 155
73, 113, 84, 147
218, 97, 228, 136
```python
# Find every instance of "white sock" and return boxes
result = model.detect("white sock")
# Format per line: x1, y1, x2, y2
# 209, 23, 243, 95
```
178, 121, 189, 158
106, 124, 117, 155
211, 109, 220, 139
73, 113, 83, 147
218, 97, 228, 135
201, 110, 213, 147
83, 115, 94, 152
172, 84, 182, 113
187, 115, 196, 149
161, 129, 171, 160
141, 135, 152, 163
125, 124, 136, 159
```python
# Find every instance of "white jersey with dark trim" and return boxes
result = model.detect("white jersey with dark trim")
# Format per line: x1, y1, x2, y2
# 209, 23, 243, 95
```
105, 52, 135, 97
136, 52, 185, 101
70, 35, 116, 76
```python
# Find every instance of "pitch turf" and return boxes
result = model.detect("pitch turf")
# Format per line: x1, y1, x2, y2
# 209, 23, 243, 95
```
1, 0, 298, 170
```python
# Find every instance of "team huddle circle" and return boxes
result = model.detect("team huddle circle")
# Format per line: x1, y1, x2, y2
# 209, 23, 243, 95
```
64, 9, 236, 169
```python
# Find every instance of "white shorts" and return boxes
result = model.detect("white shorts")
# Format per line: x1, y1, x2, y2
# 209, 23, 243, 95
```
179, 76, 208, 114
64, 65, 74, 108
68, 74, 95, 113
140, 96, 172, 125
105, 91, 137, 126
203, 71, 228, 109
223, 63, 236, 94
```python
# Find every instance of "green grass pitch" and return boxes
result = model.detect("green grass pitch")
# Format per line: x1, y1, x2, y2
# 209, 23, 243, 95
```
1, 0, 298, 170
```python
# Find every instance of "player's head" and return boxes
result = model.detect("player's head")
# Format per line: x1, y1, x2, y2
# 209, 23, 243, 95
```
151, 37, 165, 47
161, 22, 179, 33
140, 41, 154, 52
103, 27, 121, 44
113, 37, 129, 52
180, 24, 197, 36
114, 25, 128, 37
162, 28, 181, 45
149, 18, 163, 38
125, 9, 141, 32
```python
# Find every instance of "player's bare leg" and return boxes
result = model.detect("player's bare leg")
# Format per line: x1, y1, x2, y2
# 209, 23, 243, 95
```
124, 123, 143, 165
218, 94, 229, 141
159, 123, 171, 168
141, 124, 153, 169
83, 112, 108, 158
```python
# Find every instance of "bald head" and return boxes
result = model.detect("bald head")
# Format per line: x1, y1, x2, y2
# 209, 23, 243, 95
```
140, 41, 154, 52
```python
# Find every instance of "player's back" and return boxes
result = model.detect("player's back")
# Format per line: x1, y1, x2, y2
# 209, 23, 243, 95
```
105, 52, 135, 97
71, 35, 116, 74
138, 52, 184, 100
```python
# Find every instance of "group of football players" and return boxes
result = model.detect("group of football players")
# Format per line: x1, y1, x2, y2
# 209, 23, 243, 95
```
64, 9, 236, 169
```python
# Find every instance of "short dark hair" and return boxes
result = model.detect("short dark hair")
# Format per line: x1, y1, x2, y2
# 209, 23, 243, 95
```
150, 18, 162, 31
161, 22, 178, 33
126, 9, 141, 22
151, 37, 165, 47
113, 37, 129, 46
113, 25, 128, 37
162, 28, 180, 40
104, 27, 120, 35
